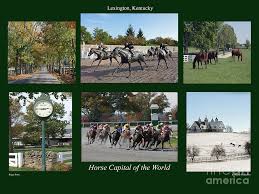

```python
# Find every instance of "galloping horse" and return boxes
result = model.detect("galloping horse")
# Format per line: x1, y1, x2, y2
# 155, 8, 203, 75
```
98, 125, 110, 144
86, 128, 97, 144
193, 52, 209, 69
88, 48, 120, 70
111, 47, 147, 78
156, 125, 173, 151
208, 51, 218, 64
118, 129, 132, 149
155, 47, 175, 70
147, 47, 157, 59
109, 130, 121, 148
232, 49, 243, 61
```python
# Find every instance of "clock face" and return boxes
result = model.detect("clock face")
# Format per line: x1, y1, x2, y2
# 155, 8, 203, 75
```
34, 101, 53, 118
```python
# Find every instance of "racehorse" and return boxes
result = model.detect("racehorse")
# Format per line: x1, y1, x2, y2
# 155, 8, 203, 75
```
86, 128, 97, 144
111, 47, 147, 78
147, 47, 157, 59
118, 129, 132, 149
193, 52, 209, 69
208, 51, 218, 64
155, 47, 175, 70
131, 128, 144, 150
142, 127, 154, 149
88, 48, 120, 70
155, 126, 173, 151
109, 130, 121, 148
232, 49, 243, 61
98, 125, 110, 144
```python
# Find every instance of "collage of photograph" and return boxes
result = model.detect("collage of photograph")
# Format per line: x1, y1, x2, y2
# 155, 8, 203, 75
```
5, 14, 252, 174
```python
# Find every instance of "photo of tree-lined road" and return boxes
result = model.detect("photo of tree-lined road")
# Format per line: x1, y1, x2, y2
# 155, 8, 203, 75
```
183, 21, 251, 84
8, 21, 76, 84
81, 14, 178, 83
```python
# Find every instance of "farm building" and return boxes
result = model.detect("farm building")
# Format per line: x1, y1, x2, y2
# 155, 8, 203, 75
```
188, 117, 225, 133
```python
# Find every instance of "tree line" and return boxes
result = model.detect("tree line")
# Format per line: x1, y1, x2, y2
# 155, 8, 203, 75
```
81, 92, 177, 122
8, 22, 76, 79
81, 24, 178, 46
183, 21, 250, 54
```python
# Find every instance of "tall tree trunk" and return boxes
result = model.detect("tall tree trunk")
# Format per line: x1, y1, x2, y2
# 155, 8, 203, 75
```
9, 109, 13, 153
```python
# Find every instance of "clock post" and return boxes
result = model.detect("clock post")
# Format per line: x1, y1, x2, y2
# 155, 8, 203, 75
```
33, 93, 54, 171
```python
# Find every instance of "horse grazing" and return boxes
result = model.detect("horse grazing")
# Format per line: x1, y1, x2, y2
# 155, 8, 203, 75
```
112, 47, 147, 78
208, 51, 218, 64
193, 52, 209, 69
155, 47, 175, 70
232, 49, 243, 61
88, 48, 120, 70
86, 128, 97, 144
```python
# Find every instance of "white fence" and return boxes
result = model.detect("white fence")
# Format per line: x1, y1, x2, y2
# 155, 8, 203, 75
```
9, 153, 23, 168
187, 153, 250, 163
183, 54, 196, 63
57, 151, 72, 163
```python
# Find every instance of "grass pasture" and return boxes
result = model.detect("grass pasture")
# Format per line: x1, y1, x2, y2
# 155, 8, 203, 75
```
184, 49, 251, 84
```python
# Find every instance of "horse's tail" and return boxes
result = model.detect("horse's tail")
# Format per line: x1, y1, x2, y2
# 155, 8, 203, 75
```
193, 56, 197, 69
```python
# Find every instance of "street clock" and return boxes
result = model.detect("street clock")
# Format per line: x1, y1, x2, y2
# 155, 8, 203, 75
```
33, 93, 54, 119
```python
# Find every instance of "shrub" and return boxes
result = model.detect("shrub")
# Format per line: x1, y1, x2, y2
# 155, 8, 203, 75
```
50, 163, 72, 171
187, 145, 200, 162
244, 141, 251, 155
211, 144, 226, 160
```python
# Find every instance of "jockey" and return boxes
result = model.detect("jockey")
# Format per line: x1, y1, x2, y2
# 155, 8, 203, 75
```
135, 125, 143, 134
91, 124, 98, 131
98, 42, 108, 55
114, 125, 122, 134
156, 122, 164, 133
123, 123, 130, 132
160, 43, 169, 54
124, 42, 134, 57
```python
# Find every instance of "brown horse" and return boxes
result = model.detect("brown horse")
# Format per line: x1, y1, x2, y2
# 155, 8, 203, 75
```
208, 51, 218, 64
232, 49, 243, 61
193, 52, 209, 69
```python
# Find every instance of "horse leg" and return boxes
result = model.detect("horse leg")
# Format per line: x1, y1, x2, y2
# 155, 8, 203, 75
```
114, 57, 120, 65
156, 59, 161, 70
127, 62, 131, 78
164, 58, 168, 69
137, 60, 143, 70
109, 57, 112, 66
112, 62, 123, 75
91, 58, 98, 66
94, 59, 102, 71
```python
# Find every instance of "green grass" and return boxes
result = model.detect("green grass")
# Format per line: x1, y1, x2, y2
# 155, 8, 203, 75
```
14, 146, 72, 153
184, 49, 251, 84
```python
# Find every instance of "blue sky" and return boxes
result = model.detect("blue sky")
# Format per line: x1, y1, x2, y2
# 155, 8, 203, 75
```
224, 21, 251, 44
187, 92, 251, 132
81, 13, 178, 40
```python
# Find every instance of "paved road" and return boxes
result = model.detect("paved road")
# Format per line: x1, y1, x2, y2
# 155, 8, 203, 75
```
9, 70, 61, 84
81, 54, 178, 83
81, 128, 178, 162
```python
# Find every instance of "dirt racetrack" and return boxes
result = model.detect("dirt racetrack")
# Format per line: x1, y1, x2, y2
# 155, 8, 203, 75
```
81, 54, 178, 83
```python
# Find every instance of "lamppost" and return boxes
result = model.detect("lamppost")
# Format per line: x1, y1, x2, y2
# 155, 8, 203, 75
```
33, 93, 54, 171
150, 104, 159, 126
